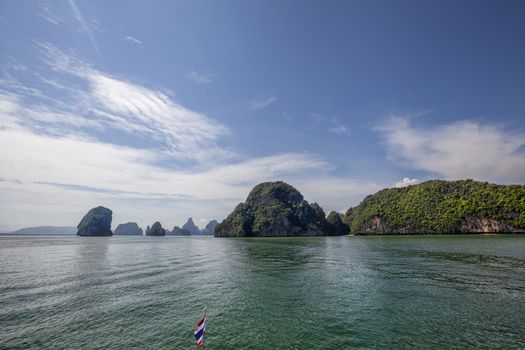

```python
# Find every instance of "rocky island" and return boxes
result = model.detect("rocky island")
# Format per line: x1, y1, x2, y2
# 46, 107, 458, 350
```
146, 222, 166, 236
114, 222, 143, 235
167, 226, 190, 235
347, 179, 525, 234
182, 217, 201, 235
73, 180, 525, 238
203, 220, 219, 235
215, 181, 346, 237
166, 218, 217, 235
76, 206, 113, 236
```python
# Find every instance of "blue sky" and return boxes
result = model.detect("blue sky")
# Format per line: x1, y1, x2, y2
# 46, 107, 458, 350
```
1, 0, 525, 231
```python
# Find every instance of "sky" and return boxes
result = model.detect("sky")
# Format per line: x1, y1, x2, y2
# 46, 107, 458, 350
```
1, 0, 525, 231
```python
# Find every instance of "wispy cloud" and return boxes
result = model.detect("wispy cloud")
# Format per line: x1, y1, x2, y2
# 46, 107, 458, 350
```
38, 1, 104, 63
39, 2, 69, 26
29, 42, 231, 162
125, 35, 143, 47
67, 0, 102, 63
329, 123, 350, 135
39, 1, 103, 33
1, 74, 377, 228
186, 70, 215, 85
377, 116, 525, 184
0, 43, 384, 231
0, 119, 371, 229
282, 112, 293, 121
312, 113, 350, 135
250, 96, 277, 111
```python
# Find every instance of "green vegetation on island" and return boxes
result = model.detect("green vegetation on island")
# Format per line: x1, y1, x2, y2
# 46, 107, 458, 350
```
216, 179, 525, 237
346, 179, 525, 234
75, 180, 525, 238
215, 181, 347, 237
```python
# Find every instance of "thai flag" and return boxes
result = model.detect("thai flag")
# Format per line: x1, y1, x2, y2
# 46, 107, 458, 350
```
194, 317, 206, 346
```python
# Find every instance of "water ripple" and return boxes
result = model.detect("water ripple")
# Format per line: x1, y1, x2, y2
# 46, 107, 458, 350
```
0, 235, 524, 349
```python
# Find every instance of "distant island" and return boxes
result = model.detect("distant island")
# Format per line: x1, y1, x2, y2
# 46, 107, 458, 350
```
146, 221, 166, 236
11, 179, 523, 237
77, 206, 113, 236
4, 226, 77, 235
114, 222, 143, 235
73, 208, 218, 237
167, 218, 217, 236
215, 179, 525, 237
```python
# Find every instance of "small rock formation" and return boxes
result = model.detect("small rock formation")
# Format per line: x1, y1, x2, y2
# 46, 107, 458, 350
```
145, 225, 151, 235
182, 218, 201, 235
202, 220, 219, 235
77, 206, 113, 236
215, 181, 340, 237
146, 222, 165, 236
167, 226, 191, 235
326, 211, 350, 235
114, 222, 143, 235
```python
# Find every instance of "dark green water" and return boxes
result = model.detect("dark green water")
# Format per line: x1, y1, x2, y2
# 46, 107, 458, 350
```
0, 235, 524, 349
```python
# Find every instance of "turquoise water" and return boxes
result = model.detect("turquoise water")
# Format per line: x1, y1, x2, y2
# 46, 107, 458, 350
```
0, 235, 524, 349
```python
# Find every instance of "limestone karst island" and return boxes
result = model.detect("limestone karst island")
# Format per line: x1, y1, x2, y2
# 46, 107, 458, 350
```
2, 1, 525, 349
75, 180, 525, 237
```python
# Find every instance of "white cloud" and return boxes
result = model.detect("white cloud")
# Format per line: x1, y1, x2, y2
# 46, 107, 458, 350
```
39, 1, 103, 33
39, 3, 69, 26
68, 0, 102, 61
125, 35, 143, 46
0, 78, 360, 228
39, 1, 103, 61
312, 113, 351, 135
394, 177, 419, 187
250, 96, 277, 111
0, 88, 376, 229
378, 116, 525, 184
0, 43, 384, 231
25, 43, 232, 162
0, 120, 372, 230
186, 70, 215, 85
329, 124, 350, 135
87, 73, 230, 160
282, 112, 293, 121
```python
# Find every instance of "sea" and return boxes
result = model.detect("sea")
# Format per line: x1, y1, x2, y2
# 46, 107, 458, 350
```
0, 235, 524, 349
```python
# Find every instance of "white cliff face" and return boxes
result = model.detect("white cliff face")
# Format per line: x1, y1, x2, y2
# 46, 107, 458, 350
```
460, 216, 516, 233
357, 215, 525, 235
362, 216, 388, 234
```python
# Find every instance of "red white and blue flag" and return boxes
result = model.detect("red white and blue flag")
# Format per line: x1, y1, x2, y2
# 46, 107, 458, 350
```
194, 317, 206, 346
